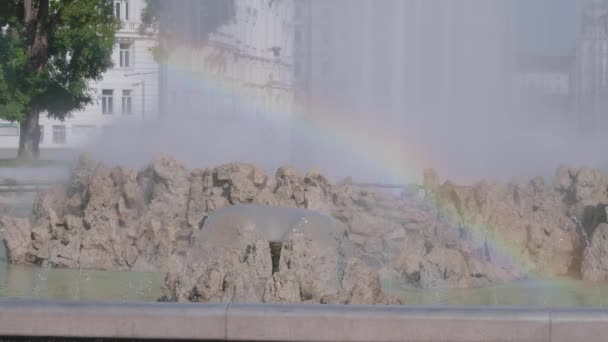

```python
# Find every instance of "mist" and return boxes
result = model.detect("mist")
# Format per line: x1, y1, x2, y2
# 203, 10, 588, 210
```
85, 0, 608, 185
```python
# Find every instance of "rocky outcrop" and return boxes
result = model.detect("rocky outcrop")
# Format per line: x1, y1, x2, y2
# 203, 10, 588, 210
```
162, 205, 395, 305
582, 223, 608, 281
424, 165, 608, 281
2, 154, 608, 294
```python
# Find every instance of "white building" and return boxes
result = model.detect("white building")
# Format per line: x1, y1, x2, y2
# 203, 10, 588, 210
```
0, 0, 160, 150
164, 0, 295, 116
161, 0, 296, 168
512, 55, 574, 118
575, 0, 608, 134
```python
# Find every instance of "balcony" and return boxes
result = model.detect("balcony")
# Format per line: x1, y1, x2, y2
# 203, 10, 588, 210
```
119, 21, 139, 34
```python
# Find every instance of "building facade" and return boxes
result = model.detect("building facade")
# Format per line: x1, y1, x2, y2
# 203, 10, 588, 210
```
163, 0, 295, 116
0, 0, 160, 150
512, 55, 575, 119
290, 0, 513, 181
575, 0, 608, 133
161, 0, 296, 168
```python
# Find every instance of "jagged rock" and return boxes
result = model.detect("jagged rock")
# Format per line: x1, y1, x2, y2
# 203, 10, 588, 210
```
303, 168, 333, 213
431, 175, 578, 278
163, 205, 391, 304
252, 188, 280, 206
0, 216, 32, 263
418, 247, 471, 289
573, 167, 608, 204
3, 153, 606, 295
33, 186, 66, 227
553, 165, 576, 192
423, 168, 440, 196
338, 259, 392, 304
275, 166, 304, 206
142, 155, 190, 217
263, 271, 301, 303
83, 166, 119, 231
186, 168, 211, 227
582, 223, 608, 281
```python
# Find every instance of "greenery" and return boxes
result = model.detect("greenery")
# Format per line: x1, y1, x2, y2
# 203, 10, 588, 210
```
0, 0, 120, 160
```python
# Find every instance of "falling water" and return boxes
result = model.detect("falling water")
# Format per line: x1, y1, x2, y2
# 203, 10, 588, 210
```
571, 216, 592, 248
32, 259, 52, 296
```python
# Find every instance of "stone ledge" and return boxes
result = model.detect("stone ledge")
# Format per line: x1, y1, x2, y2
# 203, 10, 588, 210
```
551, 309, 608, 342
0, 300, 227, 340
0, 300, 607, 341
227, 304, 550, 342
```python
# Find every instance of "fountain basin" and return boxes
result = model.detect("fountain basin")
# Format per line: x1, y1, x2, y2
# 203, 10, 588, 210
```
1, 300, 608, 341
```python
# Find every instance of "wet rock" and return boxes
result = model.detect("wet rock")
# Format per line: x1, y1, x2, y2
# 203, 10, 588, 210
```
2, 153, 604, 294
252, 188, 280, 206
275, 166, 304, 206
0, 217, 32, 263
419, 247, 471, 289
163, 205, 391, 304
338, 259, 392, 304
582, 223, 608, 281
142, 155, 190, 217
186, 168, 211, 228
553, 165, 576, 192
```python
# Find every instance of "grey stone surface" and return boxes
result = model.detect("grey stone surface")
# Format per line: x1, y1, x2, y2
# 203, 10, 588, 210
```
551, 309, 608, 342
227, 304, 550, 342
11, 300, 608, 341
0, 300, 227, 340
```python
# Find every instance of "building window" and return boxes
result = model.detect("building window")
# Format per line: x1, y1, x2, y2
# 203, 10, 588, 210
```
39, 126, 44, 143
102, 89, 114, 114
52, 125, 66, 144
119, 43, 130, 67
114, 1, 121, 19
122, 90, 132, 115
114, 0, 129, 20
72, 125, 96, 136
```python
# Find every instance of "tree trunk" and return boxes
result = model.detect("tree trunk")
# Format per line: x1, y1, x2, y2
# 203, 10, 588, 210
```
17, 110, 40, 161
18, 0, 49, 161
24, 0, 49, 72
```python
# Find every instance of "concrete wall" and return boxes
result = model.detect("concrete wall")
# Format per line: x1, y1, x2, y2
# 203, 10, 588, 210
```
1, 300, 608, 341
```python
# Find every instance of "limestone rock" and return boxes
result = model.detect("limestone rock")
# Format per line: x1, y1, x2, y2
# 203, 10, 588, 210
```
163, 205, 391, 305
0, 217, 32, 263
582, 223, 608, 281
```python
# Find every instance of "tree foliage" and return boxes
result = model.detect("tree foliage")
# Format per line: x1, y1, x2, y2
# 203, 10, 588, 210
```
0, 0, 120, 158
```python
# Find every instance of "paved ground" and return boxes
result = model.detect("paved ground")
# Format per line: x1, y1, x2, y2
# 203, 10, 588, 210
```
0, 148, 79, 161
0, 149, 74, 184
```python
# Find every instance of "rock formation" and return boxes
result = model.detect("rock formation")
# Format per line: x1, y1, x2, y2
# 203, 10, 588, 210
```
162, 204, 395, 304
1, 153, 607, 298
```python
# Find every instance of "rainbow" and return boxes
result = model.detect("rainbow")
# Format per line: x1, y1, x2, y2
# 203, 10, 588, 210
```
160, 44, 546, 280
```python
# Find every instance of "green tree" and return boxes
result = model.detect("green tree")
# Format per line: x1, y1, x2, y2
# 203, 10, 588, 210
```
0, 0, 120, 160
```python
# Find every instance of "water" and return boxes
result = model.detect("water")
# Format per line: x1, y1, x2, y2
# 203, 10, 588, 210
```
571, 215, 592, 248
0, 259, 607, 307
384, 278, 608, 307
0, 188, 604, 306
0, 262, 163, 301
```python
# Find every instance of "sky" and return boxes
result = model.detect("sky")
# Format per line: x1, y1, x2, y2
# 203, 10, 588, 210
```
509, 0, 578, 56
